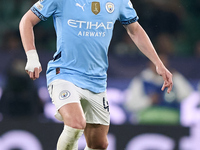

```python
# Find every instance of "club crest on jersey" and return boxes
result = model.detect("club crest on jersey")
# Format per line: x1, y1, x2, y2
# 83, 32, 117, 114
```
59, 90, 71, 100
92, 2, 100, 15
106, 2, 114, 13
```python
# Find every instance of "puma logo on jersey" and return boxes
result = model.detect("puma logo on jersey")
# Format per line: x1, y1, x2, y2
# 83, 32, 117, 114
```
76, 3, 85, 11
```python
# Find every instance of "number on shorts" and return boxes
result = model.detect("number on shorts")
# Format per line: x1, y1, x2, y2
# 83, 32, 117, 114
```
103, 97, 109, 112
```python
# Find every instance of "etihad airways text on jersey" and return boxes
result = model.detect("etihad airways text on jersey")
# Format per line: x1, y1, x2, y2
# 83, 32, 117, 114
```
67, 19, 114, 30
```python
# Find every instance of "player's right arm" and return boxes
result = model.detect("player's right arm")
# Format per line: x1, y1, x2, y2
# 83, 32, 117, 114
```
19, 10, 42, 80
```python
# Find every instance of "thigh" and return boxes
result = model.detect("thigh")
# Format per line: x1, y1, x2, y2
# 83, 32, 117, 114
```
84, 123, 109, 149
59, 103, 86, 129
48, 79, 86, 128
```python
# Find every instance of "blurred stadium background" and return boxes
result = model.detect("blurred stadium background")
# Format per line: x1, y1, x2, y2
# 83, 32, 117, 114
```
0, 0, 200, 149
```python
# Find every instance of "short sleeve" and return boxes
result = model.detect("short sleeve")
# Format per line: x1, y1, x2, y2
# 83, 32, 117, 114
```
31, 0, 58, 21
119, 0, 139, 25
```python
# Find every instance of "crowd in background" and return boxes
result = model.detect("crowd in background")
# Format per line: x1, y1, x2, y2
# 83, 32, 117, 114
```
0, 0, 200, 56
0, 0, 200, 125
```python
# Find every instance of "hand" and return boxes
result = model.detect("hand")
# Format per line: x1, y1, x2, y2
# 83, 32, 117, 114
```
26, 66, 42, 80
156, 65, 173, 93
25, 50, 42, 80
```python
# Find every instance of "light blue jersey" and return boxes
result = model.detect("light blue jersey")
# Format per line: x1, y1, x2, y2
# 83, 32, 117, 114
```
31, 0, 138, 93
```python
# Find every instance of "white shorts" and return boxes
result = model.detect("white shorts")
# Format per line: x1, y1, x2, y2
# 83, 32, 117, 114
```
48, 79, 110, 125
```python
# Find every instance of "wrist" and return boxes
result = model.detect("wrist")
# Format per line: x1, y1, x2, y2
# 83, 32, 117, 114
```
154, 59, 164, 68
26, 49, 39, 61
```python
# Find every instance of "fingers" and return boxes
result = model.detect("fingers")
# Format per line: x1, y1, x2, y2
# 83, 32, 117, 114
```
167, 73, 173, 93
161, 81, 172, 93
26, 67, 42, 80
167, 83, 173, 93
156, 65, 173, 93
161, 72, 173, 93
34, 67, 39, 79
29, 71, 34, 79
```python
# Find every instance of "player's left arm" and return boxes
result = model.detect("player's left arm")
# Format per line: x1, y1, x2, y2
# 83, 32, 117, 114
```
124, 22, 173, 93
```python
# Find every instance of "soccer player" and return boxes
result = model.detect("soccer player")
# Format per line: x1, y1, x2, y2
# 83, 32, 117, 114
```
19, 0, 173, 149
